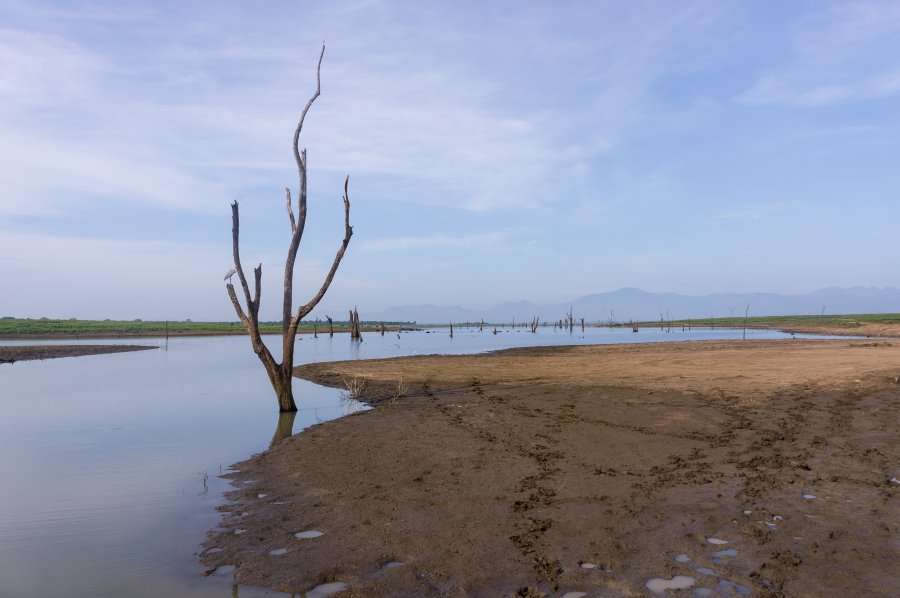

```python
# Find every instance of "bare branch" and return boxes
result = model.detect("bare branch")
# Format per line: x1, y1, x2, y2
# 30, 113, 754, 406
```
297, 149, 308, 237
226, 283, 248, 324
293, 44, 325, 185
285, 187, 296, 232
231, 201, 254, 313
253, 264, 262, 316
296, 175, 353, 320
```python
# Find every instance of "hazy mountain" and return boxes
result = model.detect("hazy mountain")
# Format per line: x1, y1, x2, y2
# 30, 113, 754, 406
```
366, 287, 900, 324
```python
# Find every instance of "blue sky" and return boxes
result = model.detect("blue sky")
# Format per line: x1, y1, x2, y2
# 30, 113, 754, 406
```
1, 0, 898, 321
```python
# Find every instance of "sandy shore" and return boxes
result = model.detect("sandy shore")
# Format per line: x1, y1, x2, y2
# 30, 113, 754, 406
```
203, 339, 899, 597
0, 344, 156, 363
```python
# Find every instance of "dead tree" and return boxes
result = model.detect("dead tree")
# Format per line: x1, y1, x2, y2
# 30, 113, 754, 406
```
326, 315, 334, 336
349, 307, 362, 340
226, 45, 352, 413
380, 322, 386, 336
450, 322, 454, 338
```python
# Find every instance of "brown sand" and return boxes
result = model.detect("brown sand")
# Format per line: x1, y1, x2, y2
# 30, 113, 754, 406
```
0, 344, 155, 363
203, 339, 899, 597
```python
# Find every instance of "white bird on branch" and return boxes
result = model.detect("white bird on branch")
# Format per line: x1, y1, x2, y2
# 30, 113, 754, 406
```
224, 268, 236, 282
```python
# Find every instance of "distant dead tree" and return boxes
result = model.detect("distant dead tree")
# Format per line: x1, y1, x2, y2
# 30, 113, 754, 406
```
349, 307, 362, 340
326, 315, 334, 336
226, 45, 352, 413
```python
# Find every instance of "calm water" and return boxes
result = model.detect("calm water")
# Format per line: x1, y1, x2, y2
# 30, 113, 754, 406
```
0, 326, 821, 597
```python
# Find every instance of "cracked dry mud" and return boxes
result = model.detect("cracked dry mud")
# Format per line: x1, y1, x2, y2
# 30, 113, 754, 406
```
203, 340, 899, 597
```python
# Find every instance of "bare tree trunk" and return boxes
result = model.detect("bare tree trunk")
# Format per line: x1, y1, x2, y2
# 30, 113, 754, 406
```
326, 315, 334, 336
450, 322, 454, 338
227, 45, 353, 412
349, 307, 362, 340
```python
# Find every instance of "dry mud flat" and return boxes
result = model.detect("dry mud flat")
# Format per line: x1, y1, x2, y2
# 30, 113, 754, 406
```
0, 344, 155, 363
204, 340, 899, 597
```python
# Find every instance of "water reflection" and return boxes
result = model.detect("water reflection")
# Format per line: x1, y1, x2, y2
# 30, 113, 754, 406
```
271, 411, 297, 446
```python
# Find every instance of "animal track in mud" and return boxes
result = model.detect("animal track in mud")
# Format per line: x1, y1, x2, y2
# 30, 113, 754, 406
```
508, 414, 568, 587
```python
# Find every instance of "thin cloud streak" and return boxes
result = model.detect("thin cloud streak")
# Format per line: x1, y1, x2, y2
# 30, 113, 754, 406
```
360, 230, 512, 253
737, 1, 900, 107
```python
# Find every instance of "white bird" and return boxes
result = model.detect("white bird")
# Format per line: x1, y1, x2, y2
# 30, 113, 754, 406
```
224, 268, 236, 282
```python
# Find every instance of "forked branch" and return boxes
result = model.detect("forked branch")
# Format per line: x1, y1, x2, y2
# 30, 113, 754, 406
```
295, 175, 353, 322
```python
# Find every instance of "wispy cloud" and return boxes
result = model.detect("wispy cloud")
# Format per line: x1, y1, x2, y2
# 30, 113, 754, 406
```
709, 202, 790, 221
737, 1, 900, 107
0, 1, 742, 218
360, 230, 512, 253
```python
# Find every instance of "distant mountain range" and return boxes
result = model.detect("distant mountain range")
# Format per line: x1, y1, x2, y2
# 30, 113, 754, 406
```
366, 286, 900, 324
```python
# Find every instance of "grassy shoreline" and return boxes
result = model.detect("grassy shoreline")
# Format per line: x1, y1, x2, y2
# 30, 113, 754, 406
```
640, 312, 900, 329
0, 318, 416, 339
2, 313, 898, 339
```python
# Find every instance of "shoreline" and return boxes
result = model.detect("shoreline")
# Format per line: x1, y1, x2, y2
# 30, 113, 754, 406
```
0, 325, 417, 341
202, 339, 899, 596
0, 344, 157, 363
2, 320, 897, 341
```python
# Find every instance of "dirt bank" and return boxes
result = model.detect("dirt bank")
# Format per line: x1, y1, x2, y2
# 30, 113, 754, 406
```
748, 321, 900, 338
203, 340, 899, 597
0, 344, 156, 363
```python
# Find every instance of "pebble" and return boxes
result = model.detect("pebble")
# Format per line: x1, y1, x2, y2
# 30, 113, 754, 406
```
646, 576, 695, 593
306, 582, 348, 598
